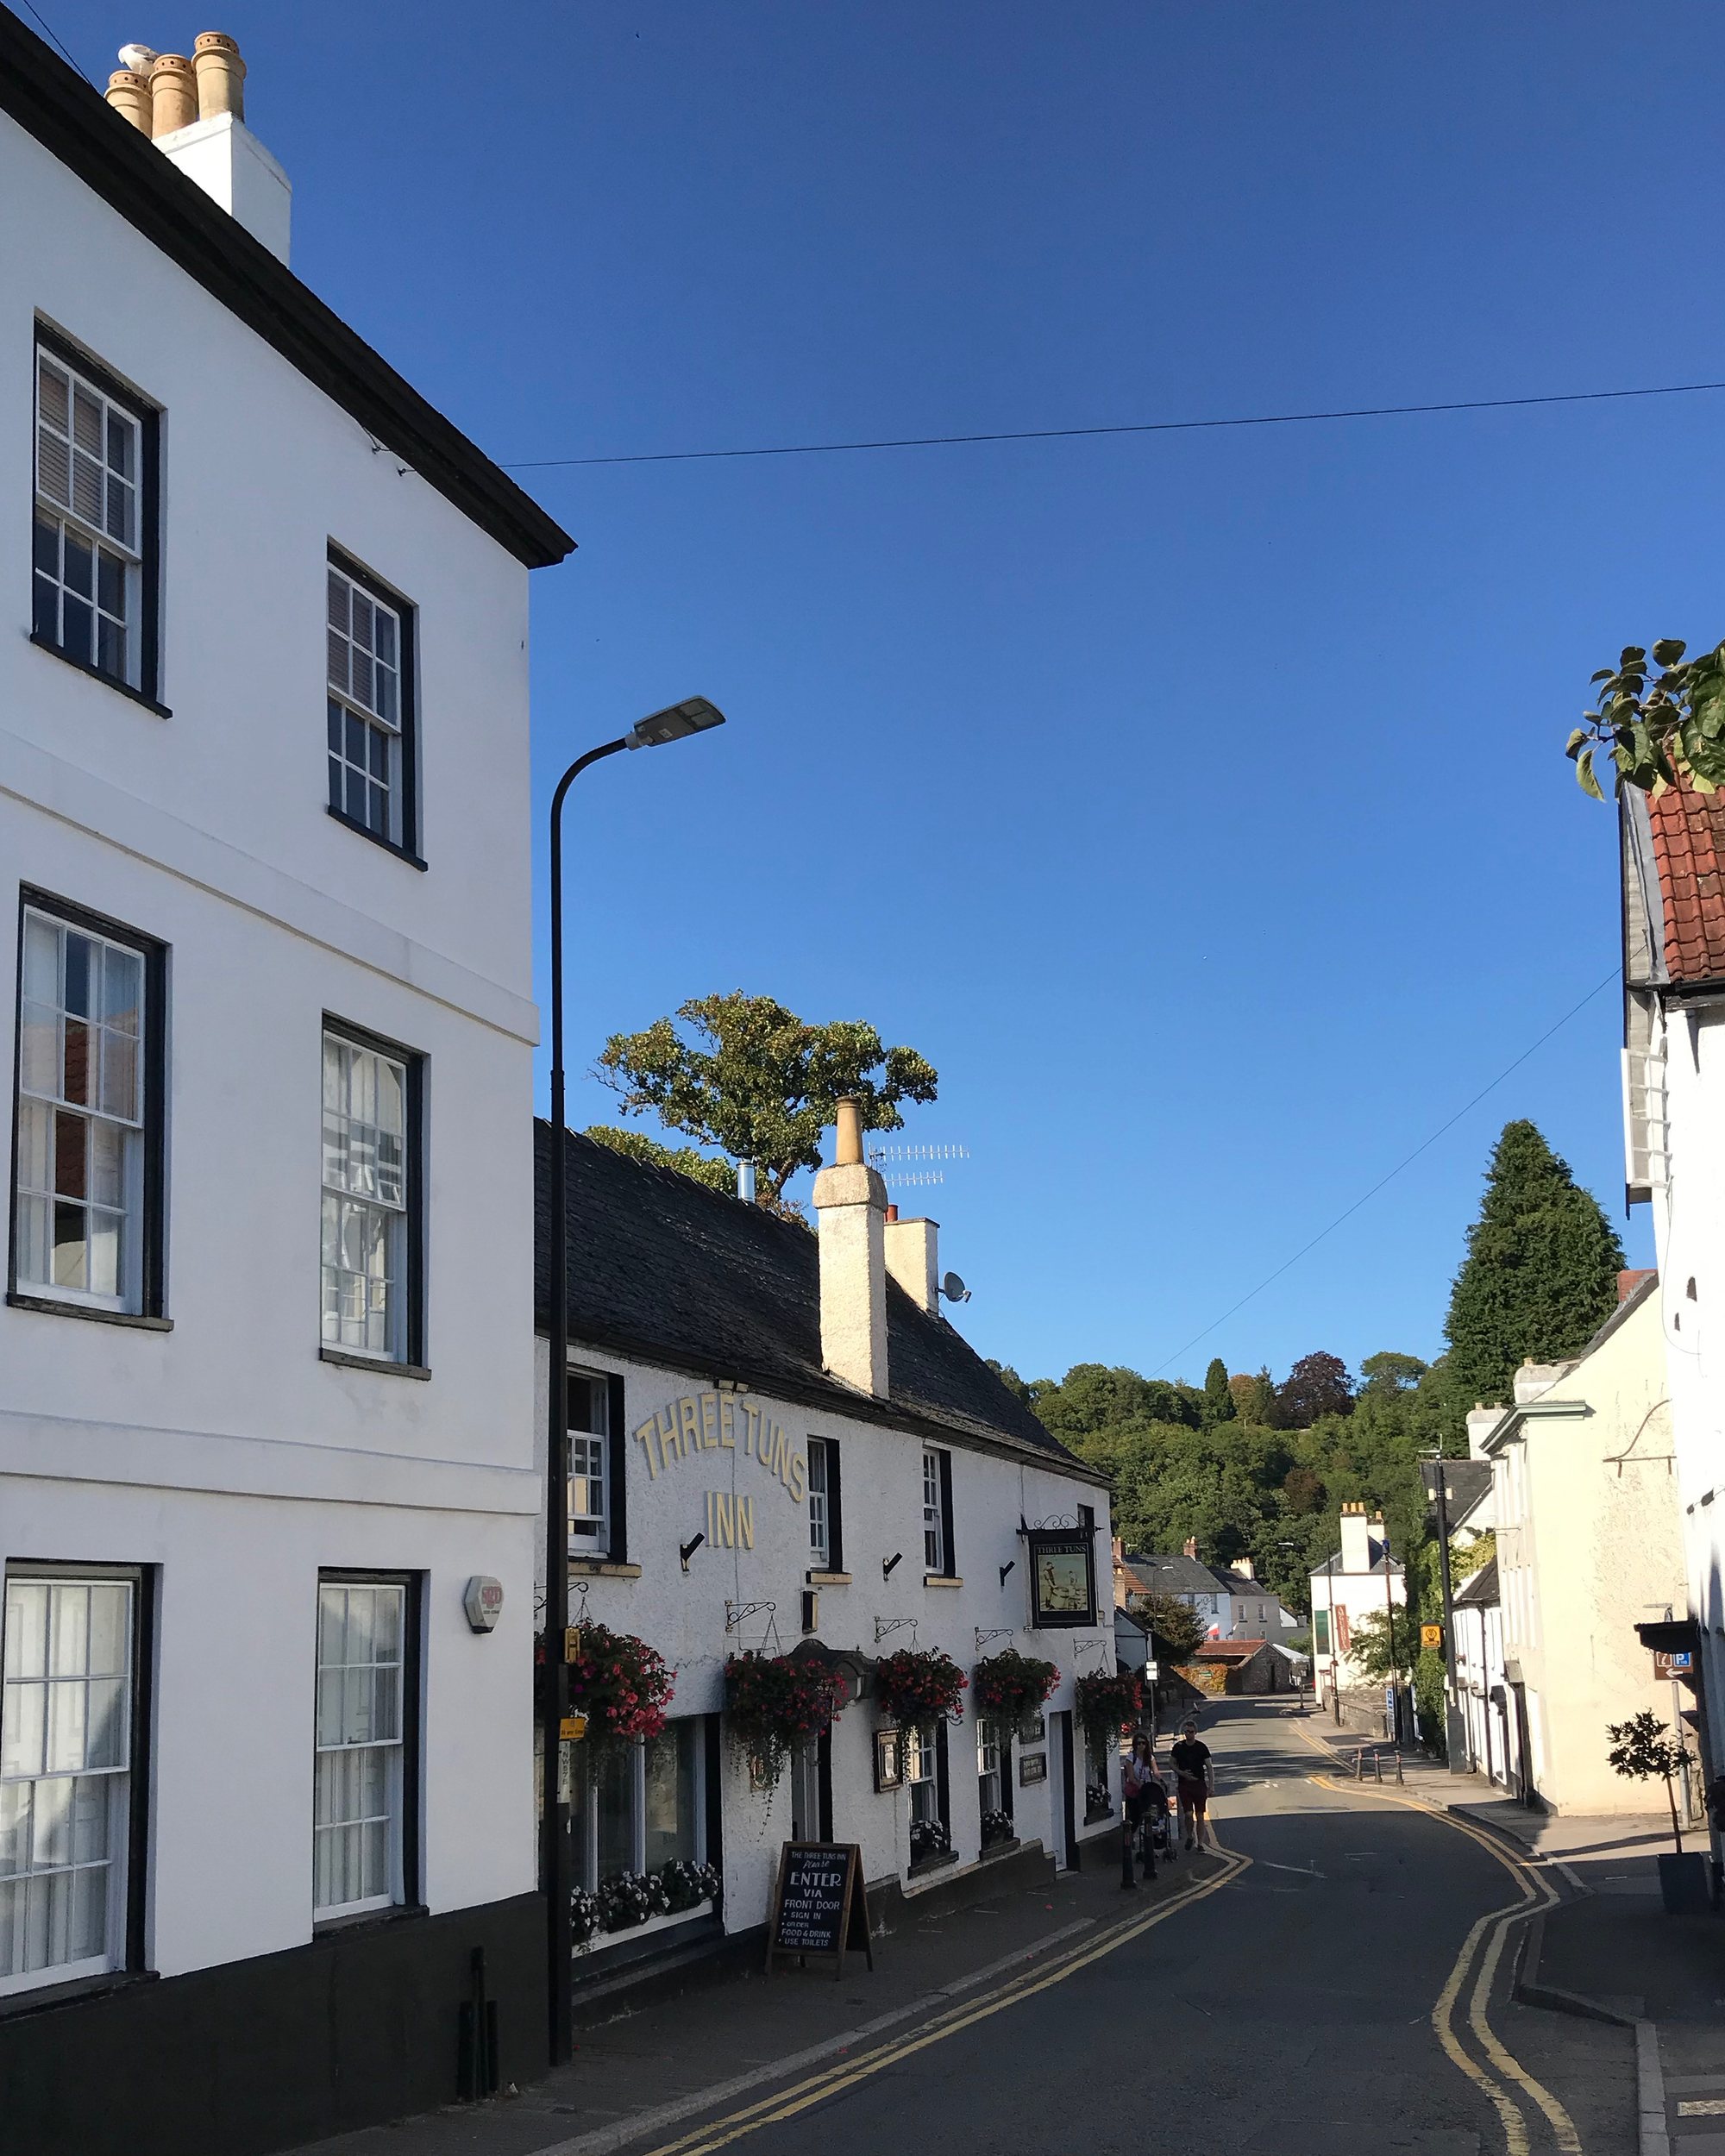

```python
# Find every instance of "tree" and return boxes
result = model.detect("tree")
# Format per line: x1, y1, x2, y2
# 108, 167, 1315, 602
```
1274, 1352, 1355, 1429
1444, 1121, 1625, 1413
1607, 1710, 1696, 1853
1359, 1351, 1428, 1400
583, 1125, 737, 1195
1202, 1357, 1237, 1426
593, 993, 938, 1206
1229, 1369, 1276, 1423
1342, 1608, 1412, 1683
1135, 1592, 1206, 1658
1567, 639, 1725, 800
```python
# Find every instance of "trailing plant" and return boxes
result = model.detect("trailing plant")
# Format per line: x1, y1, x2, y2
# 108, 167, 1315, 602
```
1074, 1670, 1145, 1760
875, 1647, 967, 1727
1568, 639, 1725, 799
724, 1652, 850, 1789
570, 1884, 601, 1945
972, 1650, 1058, 1728
565, 1624, 675, 1755
1607, 1709, 1696, 1854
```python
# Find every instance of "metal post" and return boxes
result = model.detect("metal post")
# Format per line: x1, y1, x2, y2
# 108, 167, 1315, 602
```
542, 736, 628, 2067
1380, 1520, 1402, 1746
1429, 1457, 1467, 1771
1327, 1554, 1341, 1726
1120, 1809, 1137, 1890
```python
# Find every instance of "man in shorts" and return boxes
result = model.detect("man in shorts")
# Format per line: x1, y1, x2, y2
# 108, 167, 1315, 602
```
1169, 1717, 1214, 1850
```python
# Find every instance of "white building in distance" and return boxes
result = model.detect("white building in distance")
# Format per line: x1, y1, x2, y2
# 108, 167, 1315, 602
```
0, 18, 571, 2152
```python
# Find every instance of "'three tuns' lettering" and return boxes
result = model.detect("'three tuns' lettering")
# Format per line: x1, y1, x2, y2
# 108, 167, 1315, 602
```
633, 1392, 806, 1506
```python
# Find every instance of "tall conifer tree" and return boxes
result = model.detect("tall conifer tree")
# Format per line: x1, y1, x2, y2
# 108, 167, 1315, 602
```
1444, 1120, 1625, 1410
1202, 1357, 1237, 1425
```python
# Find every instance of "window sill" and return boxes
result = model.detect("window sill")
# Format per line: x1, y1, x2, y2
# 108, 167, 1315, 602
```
568, 1558, 643, 1579
326, 803, 428, 872
6, 1291, 171, 1332
0, 1965, 157, 2021
312, 1902, 429, 1942
978, 1834, 1022, 1862
924, 1574, 963, 1589
28, 630, 171, 718
807, 1570, 852, 1587
906, 1847, 958, 1879
319, 1345, 430, 1380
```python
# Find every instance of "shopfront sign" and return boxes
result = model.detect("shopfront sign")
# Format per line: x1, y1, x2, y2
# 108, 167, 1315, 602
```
1026, 1528, 1097, 1628
765, 1843, 874, 1977
1019, 1751, 1048, 1787
634, 1392, 808, 1511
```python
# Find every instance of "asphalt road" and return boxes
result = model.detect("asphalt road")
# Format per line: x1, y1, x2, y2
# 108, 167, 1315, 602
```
628, 1702, 1638, 2156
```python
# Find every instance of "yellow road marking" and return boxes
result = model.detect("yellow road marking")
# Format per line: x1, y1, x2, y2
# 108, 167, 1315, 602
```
1300, 1736, 1586, 2156
637, 1846, 1252, 2156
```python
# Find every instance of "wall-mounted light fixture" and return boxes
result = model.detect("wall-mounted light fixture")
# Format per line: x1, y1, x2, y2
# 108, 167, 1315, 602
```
882, 1552, 903, 1580
680, 1533, 706, 1573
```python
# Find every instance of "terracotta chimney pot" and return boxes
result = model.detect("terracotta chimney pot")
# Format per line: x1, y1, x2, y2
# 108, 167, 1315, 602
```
833, 1097, 863, 1168
192, 33, 246, 121
105, 69, 154, 131
149, 54, 198, 136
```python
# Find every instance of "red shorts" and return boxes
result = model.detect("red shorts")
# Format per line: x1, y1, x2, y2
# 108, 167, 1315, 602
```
1176, 1778, 1208, 1814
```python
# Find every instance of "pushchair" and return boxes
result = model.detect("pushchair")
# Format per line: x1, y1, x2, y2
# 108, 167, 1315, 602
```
1133, 1775, 1176, 1871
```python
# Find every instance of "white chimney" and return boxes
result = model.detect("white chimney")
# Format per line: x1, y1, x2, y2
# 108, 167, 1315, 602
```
812, 1099, 888, 1398
1466, 1404, 1504, 1459
884, 1210, 938, 1313
1338, 1501, 1371, 1575
1512, 1358, 1567, 1406
107, 35, 292, 266
1230, 1556, 1255, 1581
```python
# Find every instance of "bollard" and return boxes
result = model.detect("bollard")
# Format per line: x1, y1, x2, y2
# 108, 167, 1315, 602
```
1120, 1812, 1137, 1890
1375, 1750, 1383, 1783
1395, 1752, 1404, 1785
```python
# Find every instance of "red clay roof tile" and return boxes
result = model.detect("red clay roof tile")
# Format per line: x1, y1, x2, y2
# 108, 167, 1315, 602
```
1649, 781, 1725, 983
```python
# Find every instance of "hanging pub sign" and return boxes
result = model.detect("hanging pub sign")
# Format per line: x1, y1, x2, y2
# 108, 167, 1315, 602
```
1026, 1527, 1097, 1628
765, 1843, 875, 1978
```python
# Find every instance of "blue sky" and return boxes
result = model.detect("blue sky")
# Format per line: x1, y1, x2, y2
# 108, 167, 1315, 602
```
46, 0, 1723, 1385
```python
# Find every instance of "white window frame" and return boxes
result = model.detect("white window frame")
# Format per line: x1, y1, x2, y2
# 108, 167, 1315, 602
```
320, 1027, 412, 1363
33, 345, 145, 692
572, 1719, 707, 1892
905, 1723, 938, 1827
567, 1370, 610, 1556
976, 1716, 1000, 1816
0, 1572, 136, 1997
326, 557, 407, 849
312, 1578, 409, 1921
922, 1449, 945, 1576
13, 905, 149, 1314
807, 1438, 831, 1569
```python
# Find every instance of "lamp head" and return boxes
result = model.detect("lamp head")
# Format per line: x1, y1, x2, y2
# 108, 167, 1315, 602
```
626, 696, 726, 750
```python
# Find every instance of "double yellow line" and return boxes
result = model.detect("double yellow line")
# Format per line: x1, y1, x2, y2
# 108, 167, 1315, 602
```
635, 1846, 1251, 2156
1302, 1742, 1583, 2156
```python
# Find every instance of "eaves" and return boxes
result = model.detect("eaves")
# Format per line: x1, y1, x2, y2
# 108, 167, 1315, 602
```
1480, 1399, 1594, 1455
1, 10, 574, 571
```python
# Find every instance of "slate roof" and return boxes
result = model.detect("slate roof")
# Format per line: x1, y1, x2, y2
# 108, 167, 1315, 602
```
534, 1123, 1100, 1478
1191, 1639, 1271, 1663
1317, 1548, 1403, 1576
1125, 1552, 1288, 1606
1647, 780, 1725, 985
1455, 1556, 1499, 1608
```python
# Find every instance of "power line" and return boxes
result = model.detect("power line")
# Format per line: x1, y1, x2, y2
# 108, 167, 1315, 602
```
1149, 964, 1622, 1379
22, 0, 81, 72
503, 378, 1725, 472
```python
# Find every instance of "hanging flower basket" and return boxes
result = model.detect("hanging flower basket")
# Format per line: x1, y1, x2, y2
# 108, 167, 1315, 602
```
973, 1650, 1059, 1730
1075, 1670, 1145, 1758
566, 1624, 675, 1755
724, 1653, 850, 1789
875, 1647, 968, 1727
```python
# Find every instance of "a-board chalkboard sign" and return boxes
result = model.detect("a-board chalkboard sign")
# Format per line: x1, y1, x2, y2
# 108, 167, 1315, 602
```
764, 1843, 875, 1978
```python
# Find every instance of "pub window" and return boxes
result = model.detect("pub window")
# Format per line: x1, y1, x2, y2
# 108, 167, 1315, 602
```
0, 1569, 146, 1996
320, 1023, 423, 1366
570, 1719, 708, 1897
313, 1575, 418, 1921
1313, 1609, 1331, 1657
921, 1447, 954, 1577
807, 1436, 843, 1572
906, 1723, 938, 1828
568, 1373, 609, 1555
976, 1717, 1001, 1814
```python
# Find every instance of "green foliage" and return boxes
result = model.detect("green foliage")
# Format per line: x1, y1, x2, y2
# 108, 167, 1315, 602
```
1344, 1608, 1414, 1683
1202, 1358, 1237, 1426
1230, 1369, 1276, 1422
1452, 1528, 1496, 1583
1607, 1708, 1695, 1849
593, 992, 938, 1206
1273, 1351, 1355, 1428
1359, 1352, 1429, 1399
583, 1125, 738, 1195
1443, 1120, 1625, 1419
1136, 1591, 1206, 1658
1569, 639, 1725, 799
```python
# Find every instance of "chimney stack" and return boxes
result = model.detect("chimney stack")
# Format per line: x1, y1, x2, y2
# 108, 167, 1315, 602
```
884, 1211, 939, 1314
812, 1098, 888, 1397
1182, 1536, 1198, 1560
1339, 1501, 1371, 1575
1466, 1404, 1504, 1460
104, 34, 292, 264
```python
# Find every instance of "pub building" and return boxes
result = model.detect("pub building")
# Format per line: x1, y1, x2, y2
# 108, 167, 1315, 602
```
533, 1102, 1120, 1977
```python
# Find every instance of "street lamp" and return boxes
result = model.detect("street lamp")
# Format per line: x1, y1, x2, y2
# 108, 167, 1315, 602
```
541, 696, 725, 2065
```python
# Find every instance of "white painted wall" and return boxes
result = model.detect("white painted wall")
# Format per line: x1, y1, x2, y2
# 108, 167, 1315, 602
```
1, 109, 543, 1977
535, 1338, 1118, 1942
1308, 1562, 1407, 1703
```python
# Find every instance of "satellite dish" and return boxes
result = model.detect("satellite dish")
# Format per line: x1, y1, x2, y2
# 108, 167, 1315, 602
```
939, 1271, 971, 1304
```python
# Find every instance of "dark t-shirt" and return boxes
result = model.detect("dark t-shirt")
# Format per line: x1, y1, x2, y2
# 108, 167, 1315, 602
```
1170, 1739, 1211, 1787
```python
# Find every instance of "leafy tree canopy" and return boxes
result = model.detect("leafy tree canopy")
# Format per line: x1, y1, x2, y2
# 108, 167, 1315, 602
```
593, 992, 938, 1206
1359, 1351, 1429, 1399
1273, 1351, 1355, 1428
1443, 1120, 1625, 1414
583, 1125, 737, 1195
1229, 1369, 1276, 1422
1136, 1591, 1206, 1658
1567, 639, 1725, 800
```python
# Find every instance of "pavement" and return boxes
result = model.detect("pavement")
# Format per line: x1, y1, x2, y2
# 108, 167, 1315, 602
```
287, 1699, 1670, 2156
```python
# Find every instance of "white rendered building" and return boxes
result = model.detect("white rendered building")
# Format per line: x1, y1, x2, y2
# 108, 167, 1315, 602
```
535, 1114, 1120, 1978
0, 17, 571, 2150
1308, 1502, 1407, 1730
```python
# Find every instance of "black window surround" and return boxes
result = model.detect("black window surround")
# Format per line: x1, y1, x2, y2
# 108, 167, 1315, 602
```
313, 1568, 424, 1925
318, 1012, 427, 1371
7, 885, 168, 1326
325, 544, 421, 867
604, 1371, 628, 1564
32, 322, 162, 709
807, 1433, 844, 1577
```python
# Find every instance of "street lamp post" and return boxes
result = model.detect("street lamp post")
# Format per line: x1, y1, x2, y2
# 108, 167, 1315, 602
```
541, 697, 725, 2066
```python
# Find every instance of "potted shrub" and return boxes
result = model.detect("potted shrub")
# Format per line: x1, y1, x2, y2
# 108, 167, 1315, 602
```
1075, 1669, 1146, 1763
874, 1647, 967, 1727
1606, 1710, 1707, 1913
724, 1652, 850, 1789
973, 1650, 1058, 1737
567, 1624, 675, 1755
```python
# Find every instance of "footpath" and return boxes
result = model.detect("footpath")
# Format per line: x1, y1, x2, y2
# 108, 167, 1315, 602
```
1300, 1714, 1724, 2156
292, 1830, 1224, 2156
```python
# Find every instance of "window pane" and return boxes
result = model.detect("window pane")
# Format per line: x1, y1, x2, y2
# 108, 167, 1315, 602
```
98, 1029, 137, 1123
16, 1099, 51, 1195
32, 510, 59, 580
643, 1721, 698, 1871
595, 1746, 635, 1883
18, 1002, 58, 1098
62, 530, 93, 601
96, 547, 125, 617
37, 355, 68, 437
87, 1213, 121, 1300
53, 1111, 87, 1198
96, 614, 128, 682
52, 1203, 87, 1291
15, 1197, 49, 1288
89, 1119, 124, 1208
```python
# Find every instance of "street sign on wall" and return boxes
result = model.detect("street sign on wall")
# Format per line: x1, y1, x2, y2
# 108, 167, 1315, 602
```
1421, 1624, 1443, 1650
1653, 1650, 1695, 1681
